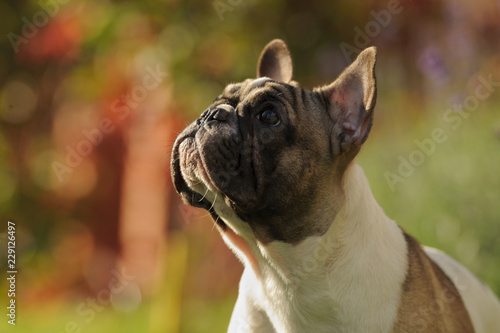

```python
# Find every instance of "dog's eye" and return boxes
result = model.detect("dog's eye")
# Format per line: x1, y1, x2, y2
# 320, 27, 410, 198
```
256, 109, 280, 126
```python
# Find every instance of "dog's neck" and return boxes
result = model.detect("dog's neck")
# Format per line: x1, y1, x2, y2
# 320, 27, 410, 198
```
220, 163, 409, 331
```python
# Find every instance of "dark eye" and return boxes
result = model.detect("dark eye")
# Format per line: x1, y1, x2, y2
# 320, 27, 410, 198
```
256, 108, 280, 126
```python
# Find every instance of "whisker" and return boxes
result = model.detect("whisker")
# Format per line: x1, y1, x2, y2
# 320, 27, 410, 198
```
209, 193, 219, 232
209, 193, 218, 211
198, 187, 210, 202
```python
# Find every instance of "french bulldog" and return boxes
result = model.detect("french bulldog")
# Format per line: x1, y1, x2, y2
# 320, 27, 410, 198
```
171, 39, 500, 332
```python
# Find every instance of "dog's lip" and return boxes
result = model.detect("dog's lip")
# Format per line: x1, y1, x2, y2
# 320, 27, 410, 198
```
171, 132, 228, 231
171, 133, 194, 197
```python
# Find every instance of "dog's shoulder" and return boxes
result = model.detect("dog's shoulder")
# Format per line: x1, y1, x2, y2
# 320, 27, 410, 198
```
392, 232, 475, 332
424, 245, 500, 333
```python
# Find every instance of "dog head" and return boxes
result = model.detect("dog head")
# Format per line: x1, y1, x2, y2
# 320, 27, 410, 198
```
171, 39, 376, 245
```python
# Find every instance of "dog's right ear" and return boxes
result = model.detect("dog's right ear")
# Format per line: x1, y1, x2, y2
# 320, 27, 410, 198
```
257, 39, 293, 83
318, 47, 377, 156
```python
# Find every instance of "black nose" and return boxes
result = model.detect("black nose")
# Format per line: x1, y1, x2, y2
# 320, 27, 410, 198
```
210, 108, 230, 122
200, 104, 235, 123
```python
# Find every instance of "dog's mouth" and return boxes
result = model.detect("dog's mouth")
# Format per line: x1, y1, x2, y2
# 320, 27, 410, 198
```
171, 133, 227, 231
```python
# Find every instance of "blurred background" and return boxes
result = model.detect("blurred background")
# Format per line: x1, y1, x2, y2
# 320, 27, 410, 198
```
0, 0, 499, 332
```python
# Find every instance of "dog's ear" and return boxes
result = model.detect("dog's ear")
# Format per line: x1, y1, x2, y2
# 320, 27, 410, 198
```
319, 47, 377, 154
257, 39, 293, 83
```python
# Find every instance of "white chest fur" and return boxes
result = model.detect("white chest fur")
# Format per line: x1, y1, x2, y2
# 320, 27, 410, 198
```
223, 164, 409, 332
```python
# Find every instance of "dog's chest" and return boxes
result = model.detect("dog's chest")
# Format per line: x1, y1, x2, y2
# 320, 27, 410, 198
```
251, 270, 401, 333
252, 237, 404, 333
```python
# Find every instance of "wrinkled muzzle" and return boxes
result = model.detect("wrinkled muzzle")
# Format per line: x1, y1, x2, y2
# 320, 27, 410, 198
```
171, 104, 253, 229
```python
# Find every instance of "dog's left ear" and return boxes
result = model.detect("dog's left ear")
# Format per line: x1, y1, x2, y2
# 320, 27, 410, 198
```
319, 47, 377, 154
257, 39, 293, 83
